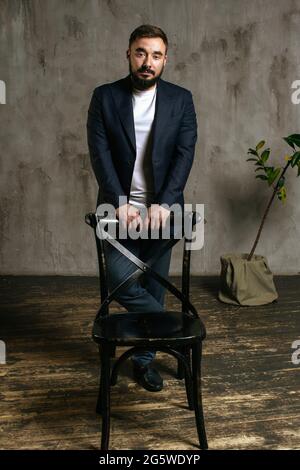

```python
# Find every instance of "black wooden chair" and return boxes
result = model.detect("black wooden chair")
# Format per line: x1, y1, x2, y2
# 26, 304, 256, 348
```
85, 210, 208, 450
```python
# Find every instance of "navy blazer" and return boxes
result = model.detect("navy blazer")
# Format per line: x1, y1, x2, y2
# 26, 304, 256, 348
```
87, 74, 198, 211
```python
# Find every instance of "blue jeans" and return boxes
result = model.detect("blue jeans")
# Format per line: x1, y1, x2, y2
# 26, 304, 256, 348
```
103, 235, 173, 367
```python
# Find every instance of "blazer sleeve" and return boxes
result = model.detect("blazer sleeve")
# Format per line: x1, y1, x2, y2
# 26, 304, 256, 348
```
156, 90, 197, 207
87, 88, 128, 209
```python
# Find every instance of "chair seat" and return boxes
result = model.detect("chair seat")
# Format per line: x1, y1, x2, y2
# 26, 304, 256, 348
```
92, 310, 206, 345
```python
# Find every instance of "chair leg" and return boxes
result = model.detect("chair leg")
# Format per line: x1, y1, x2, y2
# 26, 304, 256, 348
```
176, 346, 194, 410
99, 342, 111, 451
183, 347, 194, 410
109, 344, 116, 358
177, 346, 186, 379
191, 341, 208, 450
96, 346, 103, 415
96, 367, 103, 415
177, 360, 185, 379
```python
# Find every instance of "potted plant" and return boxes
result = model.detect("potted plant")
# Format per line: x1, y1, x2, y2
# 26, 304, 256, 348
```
218, 134, 300, 306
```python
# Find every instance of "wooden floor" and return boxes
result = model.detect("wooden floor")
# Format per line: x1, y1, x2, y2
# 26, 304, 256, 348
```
0, 275, 299, 450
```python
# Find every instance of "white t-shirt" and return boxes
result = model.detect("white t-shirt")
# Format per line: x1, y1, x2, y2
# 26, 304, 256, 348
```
128, 84, 157, 209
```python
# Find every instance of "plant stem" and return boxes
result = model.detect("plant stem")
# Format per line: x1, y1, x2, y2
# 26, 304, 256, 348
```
247, 161, 291, 261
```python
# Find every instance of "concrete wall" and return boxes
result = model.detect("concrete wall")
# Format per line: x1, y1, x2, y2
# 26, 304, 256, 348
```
0, 0, 300, 275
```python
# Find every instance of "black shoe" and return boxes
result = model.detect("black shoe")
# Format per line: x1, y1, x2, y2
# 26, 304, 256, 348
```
132, 362, 163, 392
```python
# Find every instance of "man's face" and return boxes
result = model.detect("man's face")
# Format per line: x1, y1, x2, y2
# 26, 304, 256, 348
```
127, 37, 167, 90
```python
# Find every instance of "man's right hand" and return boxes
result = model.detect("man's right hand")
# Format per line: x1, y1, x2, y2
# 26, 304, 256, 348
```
115, 203, 140, 230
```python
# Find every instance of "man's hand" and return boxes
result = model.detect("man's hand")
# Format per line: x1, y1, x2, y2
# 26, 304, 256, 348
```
115, 203, 171, 232
148, 204, 171, 230
116, 203, 140, 230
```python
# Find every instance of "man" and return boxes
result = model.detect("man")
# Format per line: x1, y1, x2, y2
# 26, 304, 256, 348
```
87, 24, 197, 392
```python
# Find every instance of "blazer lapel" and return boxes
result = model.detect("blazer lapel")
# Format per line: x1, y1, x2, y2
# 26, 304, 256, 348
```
151, 78, 174, 163
110, 74, 174, 162
110, 75, 136, 155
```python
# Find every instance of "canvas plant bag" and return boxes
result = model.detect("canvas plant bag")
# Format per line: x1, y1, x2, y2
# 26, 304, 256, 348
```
218, 253, 278, 306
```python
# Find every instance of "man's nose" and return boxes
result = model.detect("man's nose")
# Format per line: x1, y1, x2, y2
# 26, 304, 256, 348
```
143, 56, 152, 68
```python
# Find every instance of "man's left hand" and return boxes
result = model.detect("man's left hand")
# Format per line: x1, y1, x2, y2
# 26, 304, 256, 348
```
148, 204, 171, 230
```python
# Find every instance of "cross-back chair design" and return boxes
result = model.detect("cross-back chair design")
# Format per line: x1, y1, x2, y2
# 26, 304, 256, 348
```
85, 210, 208, 450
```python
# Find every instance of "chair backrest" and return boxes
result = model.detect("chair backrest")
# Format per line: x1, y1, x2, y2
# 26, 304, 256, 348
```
85, 211, 202, 319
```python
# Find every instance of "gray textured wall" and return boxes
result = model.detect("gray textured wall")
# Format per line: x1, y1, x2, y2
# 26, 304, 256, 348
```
0, 0, 300, 275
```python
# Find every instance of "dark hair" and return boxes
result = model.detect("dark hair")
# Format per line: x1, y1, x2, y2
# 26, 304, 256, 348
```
129, 24, 168, 55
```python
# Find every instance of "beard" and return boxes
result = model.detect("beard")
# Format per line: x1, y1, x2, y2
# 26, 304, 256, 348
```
129, 61, 164, 91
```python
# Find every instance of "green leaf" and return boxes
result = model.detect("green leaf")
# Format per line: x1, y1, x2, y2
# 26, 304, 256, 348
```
256, 140, 265, 151
284, 134, 300, 149
246, 158, 258, 162
268, 167, 281, 186
264, 166, 274, 177
247, 148, 258, 156
283, 137, 295, 149
277, 176, 285, 188
256, 174, 268, 180
261, 149, 270, 163
255, 166, 265, 172
291, 151, 300, 168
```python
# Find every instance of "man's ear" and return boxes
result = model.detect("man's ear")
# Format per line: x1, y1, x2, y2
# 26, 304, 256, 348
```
126, 49, 130, 59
